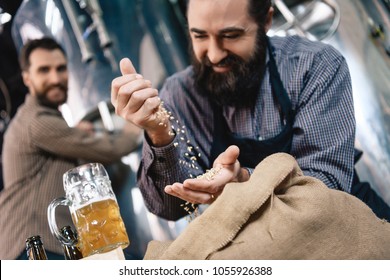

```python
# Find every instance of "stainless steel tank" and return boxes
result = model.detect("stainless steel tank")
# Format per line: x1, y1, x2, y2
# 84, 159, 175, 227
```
270, 0, 390, 206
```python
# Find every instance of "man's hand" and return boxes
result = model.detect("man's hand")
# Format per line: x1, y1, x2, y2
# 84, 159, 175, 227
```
76, 120, 95, 135
165, 145, 249, 204
111, 58, 173, 146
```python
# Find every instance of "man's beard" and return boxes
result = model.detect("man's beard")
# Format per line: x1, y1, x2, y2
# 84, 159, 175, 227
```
192, 30, 268, 107
35, 83, 68, 109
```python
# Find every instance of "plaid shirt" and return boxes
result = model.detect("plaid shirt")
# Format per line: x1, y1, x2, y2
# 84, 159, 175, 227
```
140, 35, 355, 220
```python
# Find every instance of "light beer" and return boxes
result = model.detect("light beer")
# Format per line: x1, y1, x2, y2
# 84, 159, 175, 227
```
71, 198, 129, 257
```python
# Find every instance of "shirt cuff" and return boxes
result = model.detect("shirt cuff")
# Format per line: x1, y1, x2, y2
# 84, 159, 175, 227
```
142, 131, 180, 171
243, 167, 254, 178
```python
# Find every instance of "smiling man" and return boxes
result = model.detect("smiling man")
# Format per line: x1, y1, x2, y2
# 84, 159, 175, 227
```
0, 37, 140, 259
190, 0, 270, 107
20, 40, 69, 108
111, 0, 388, 221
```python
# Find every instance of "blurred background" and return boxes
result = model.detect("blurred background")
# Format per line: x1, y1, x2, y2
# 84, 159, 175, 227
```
1, 0, 389, 259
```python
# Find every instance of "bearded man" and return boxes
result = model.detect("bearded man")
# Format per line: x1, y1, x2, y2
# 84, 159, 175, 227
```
111, 0, 389, 221
0, 37, 140, 259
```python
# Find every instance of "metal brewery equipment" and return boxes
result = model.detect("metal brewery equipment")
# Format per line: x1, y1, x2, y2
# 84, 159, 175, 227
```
269, 0, 390, 206
11, 0, 189, 259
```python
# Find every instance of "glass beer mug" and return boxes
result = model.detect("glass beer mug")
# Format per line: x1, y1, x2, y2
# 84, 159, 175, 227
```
48, 163, 129, 257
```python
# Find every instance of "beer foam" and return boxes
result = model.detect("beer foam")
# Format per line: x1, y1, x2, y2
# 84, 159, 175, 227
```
71, 197, 117, 212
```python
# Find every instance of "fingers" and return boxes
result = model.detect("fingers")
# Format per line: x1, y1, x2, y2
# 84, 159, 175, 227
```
111, 73, 143, 107
164, 145, 241, 205
111, 57, 141, 107
212, 145, 242, 182
214, 145, 240, 166
128, 89, 159, 110
165, 183, 220, 204
183, 174, 222, 192
116, 79, 156, 111
119, 57, 136, 75
117, 78, 151, 95
122, 94, 161, 124
112, 57, 161, 125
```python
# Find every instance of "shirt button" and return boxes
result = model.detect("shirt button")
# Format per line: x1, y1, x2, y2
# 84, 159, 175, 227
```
258, 136, 263, 140
157, 157, 166, 163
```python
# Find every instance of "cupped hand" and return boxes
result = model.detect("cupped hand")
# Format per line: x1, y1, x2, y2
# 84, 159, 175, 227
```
165, 145, 245, 204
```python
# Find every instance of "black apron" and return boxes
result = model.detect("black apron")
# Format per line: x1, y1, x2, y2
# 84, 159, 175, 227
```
352, 150, 390, 220
209, 38, 390, 220
210, 38, 295, 168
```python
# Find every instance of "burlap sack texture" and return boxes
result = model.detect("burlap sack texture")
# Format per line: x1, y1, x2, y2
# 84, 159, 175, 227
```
144, 153, 390, 260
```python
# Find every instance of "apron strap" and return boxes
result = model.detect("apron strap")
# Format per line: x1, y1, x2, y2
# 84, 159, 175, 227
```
266, 36, 294, 123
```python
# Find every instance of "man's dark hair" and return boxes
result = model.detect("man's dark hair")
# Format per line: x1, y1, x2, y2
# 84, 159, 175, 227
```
19, 37, 66, 71
248, 0, 272, 28
187, 0, 272, 28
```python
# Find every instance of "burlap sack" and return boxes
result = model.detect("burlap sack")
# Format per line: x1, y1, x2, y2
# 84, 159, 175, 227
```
144, 153, 390, 260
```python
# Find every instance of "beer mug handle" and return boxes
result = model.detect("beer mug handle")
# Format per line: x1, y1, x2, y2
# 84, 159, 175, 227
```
47, 197, 74, 245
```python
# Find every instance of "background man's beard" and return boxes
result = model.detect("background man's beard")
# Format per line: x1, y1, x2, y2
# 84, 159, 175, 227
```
36, 84, 68, 109
192, 31, 267, 107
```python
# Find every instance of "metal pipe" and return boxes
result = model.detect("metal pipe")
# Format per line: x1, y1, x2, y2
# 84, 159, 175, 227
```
82, 0, 112, 49
61, 0, 94, 62
97, 101, 115, 132
274, 0, 318, 41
